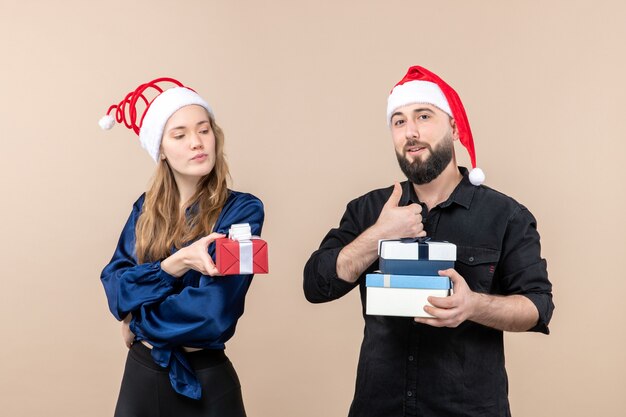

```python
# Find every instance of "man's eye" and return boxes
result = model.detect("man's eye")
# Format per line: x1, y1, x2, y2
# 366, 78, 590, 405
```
393, 119, 405, 126
418, 114, 430, 120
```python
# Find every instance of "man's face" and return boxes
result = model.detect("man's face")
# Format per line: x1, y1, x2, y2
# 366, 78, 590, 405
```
390, 103, 456, 185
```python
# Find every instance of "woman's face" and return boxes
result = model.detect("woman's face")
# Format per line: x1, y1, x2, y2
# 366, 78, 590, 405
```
160, 105, 216, 183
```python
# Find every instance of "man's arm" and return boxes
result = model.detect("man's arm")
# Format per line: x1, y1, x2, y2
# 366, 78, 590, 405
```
304, 183, 425, 301
414, 268, 539, 331
335, 227, 383, 283
415, 206, 553, 333
337, 183, 426, 282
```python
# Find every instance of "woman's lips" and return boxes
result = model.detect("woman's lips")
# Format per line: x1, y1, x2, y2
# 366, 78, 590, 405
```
191, 153, 207, 162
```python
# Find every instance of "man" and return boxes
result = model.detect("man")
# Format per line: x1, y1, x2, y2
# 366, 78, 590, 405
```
303, 66, 554, 417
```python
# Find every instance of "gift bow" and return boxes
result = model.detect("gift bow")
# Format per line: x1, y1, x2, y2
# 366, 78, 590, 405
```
378, 237, 431, 255
228, 223, 252, 241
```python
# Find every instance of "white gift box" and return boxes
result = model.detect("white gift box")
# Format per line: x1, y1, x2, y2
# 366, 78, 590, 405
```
378, 239, 456, 275
365, 273, 451, 318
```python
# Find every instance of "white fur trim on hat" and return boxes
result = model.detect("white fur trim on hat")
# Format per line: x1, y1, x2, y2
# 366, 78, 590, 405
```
139, 87, 214, 162
387, 80, 452, 126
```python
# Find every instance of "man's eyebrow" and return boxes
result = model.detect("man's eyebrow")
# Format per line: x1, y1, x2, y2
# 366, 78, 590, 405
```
391, 111, 404, 120
412, 107, 436, 114
391, 107, 436, 120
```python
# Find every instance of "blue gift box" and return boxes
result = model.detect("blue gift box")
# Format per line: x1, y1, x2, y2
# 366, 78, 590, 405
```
379, 258, 454, 276
378, 238, 456, 276
366, 273, 452, 318
365, 274, 452, 289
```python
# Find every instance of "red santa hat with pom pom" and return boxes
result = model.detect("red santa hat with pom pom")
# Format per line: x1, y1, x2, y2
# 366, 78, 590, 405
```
387, 66, 485, 186
99, 77, 213, 162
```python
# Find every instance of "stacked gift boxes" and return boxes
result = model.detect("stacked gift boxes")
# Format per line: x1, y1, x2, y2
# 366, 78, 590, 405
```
366, 238, 456, 318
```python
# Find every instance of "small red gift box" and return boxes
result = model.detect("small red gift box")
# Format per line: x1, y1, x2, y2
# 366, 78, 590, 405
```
215, 224, 268, 275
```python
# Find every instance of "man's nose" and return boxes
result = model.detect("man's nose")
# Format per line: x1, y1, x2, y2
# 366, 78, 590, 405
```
405, 119, 419, 140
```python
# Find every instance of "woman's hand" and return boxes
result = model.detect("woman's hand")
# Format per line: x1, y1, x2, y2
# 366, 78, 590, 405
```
122, 314, 135, 349
180, 232, 225, 276
161, 232, 225, 277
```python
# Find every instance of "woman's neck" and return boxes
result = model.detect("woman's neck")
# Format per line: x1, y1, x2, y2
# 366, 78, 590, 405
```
173, 173, 200, 209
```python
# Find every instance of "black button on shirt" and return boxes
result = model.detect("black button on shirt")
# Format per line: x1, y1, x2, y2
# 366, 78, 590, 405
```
304, 168, 554, 417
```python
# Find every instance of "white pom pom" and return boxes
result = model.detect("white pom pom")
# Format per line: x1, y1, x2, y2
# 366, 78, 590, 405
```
99, 115, 115, 130
469, 167, 485, 186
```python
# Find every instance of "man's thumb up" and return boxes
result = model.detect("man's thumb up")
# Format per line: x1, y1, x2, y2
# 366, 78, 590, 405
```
384, 182, 402, 208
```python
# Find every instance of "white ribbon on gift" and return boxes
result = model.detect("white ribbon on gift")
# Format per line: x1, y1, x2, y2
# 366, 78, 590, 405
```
383, 274, 391, 288
228, 223, 253, 274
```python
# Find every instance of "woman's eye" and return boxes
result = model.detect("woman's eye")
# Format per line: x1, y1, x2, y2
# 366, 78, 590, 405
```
173, 134, 184, 140
199, 129, 209, 134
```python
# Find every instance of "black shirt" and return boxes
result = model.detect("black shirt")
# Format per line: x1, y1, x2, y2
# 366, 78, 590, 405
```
303, 168, 554, 417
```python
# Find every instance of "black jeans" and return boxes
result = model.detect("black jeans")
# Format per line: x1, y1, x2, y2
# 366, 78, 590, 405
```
114, 343, 246, 417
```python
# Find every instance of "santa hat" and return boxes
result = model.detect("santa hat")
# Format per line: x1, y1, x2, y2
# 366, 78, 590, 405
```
99, 77, 213, 162
387, 66, 485, 186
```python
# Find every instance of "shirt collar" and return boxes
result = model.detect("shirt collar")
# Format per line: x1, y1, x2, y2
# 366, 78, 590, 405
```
399, 166, 476, 210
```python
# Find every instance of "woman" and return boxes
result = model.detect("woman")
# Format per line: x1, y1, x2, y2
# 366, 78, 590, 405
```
99, 78, 263, 417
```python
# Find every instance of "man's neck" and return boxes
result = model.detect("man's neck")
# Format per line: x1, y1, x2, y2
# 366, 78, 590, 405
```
412, 162, 463, 210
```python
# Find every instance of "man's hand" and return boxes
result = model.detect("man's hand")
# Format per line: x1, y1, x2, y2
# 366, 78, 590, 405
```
372, 182, 426, 239
337, 182, 425, 283
414, 268, 477, 328
414, 268, 540, 332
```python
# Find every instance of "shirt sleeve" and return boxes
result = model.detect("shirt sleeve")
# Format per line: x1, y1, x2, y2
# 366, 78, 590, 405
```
100, 198, 178, 321
131, 194, 265, 347
498, 206, 554, 334
303, 199, 362, 303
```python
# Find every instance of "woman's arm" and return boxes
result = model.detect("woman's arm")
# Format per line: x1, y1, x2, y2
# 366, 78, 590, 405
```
100, 198, 179, 321
130, 193, 265, 347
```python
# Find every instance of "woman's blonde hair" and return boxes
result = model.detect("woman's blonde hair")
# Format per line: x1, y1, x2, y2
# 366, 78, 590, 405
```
135, 117, 230, 263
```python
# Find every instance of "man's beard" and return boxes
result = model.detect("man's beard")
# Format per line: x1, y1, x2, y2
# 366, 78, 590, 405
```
396, 134, 454, 185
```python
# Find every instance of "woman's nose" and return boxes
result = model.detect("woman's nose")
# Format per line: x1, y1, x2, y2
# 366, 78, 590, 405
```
190, 133, 203, 149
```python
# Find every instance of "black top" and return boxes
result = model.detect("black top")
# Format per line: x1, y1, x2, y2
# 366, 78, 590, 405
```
303, 168, 554, 417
